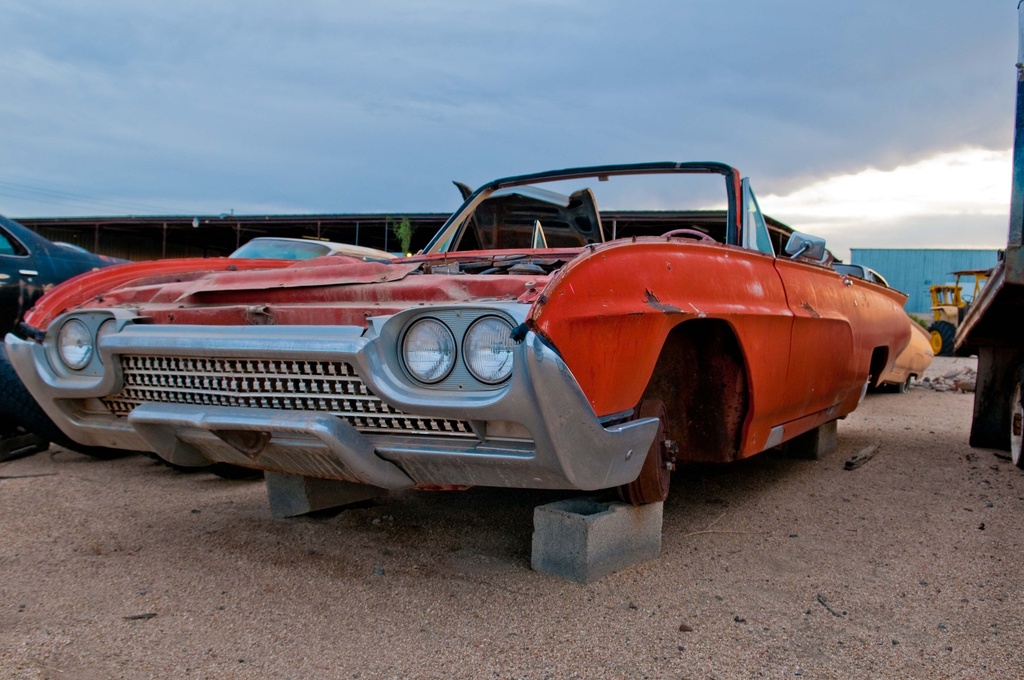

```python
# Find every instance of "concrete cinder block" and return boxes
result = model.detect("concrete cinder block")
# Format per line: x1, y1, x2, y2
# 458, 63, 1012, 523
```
782, 419, 838, 460
531, 497, 663, 583
265, 472, 386, 518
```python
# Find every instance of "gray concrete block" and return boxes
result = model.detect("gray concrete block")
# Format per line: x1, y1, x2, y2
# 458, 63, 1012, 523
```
531, 497, 662, 583
265, 472, 386, 518
782, 419, 838, 460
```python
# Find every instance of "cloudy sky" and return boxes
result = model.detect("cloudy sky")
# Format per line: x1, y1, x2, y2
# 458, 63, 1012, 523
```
0, 1, 1017, 259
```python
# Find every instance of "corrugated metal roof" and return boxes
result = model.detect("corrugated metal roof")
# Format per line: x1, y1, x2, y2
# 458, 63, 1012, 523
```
850, 248, 1000, 314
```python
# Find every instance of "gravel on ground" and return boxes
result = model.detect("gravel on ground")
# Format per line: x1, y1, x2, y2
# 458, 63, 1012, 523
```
1, 356, 1021, 679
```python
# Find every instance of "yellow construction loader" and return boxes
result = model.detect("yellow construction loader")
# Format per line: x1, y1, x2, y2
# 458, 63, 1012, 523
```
929, 269, 989, 355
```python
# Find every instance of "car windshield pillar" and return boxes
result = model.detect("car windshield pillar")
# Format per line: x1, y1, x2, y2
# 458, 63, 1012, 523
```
741, 178, 775, 256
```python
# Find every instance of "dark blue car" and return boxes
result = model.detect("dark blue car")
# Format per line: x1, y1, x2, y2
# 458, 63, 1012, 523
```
0, 215, 125, 459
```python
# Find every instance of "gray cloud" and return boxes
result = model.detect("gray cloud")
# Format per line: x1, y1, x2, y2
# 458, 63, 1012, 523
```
0, 1, 1016, 220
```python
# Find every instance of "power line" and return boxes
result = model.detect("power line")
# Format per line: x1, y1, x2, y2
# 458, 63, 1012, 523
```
0, 172, 187, 215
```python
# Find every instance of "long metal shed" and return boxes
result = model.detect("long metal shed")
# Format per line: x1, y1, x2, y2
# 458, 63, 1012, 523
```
851, 248, 1001, 315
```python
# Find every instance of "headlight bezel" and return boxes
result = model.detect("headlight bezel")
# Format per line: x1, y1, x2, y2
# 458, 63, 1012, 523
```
392, 308, 520, 390
56, 317, 94, 371
44, 310, 129, 378
400, 316, 458, 385
462, 315, 515, 385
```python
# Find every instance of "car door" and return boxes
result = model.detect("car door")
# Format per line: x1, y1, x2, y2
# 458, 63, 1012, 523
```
773, 257, 860, 416
0, 225, 39, 333
743, 180, 860, 418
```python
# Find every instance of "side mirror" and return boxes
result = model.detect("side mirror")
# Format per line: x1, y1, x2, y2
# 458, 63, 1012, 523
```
784, 231, 827, 262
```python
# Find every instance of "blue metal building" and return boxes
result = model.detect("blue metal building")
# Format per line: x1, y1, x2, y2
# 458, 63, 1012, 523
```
849, 249, 1001, 315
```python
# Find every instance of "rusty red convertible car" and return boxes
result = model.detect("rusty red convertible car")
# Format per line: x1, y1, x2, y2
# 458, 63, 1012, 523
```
5, 163, 911, 510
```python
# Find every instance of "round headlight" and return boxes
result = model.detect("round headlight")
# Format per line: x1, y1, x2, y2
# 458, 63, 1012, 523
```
402, 318, 456, 384
463, 316, 515, 384
57, 318, 94, 370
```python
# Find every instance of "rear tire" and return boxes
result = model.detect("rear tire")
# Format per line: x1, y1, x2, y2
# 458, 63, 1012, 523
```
928, 321, 956, 357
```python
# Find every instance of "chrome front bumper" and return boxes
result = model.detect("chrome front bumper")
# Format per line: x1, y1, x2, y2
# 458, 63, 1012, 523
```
5, 314, 658, 492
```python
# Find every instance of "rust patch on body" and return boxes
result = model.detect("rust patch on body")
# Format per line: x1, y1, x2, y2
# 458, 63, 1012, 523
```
642, 321, 748, 463
800, 301, 821, 318
244, 306, 276, 325
643, 289, 683, 313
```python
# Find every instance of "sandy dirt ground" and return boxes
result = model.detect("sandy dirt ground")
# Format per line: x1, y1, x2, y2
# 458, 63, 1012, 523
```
1, 356, 1022, 679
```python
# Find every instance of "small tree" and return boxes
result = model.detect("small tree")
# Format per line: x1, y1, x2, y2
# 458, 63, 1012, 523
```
390, 217, 417, 255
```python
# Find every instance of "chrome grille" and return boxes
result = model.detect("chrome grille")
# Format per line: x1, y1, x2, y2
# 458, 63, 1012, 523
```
102, 355, 475, 438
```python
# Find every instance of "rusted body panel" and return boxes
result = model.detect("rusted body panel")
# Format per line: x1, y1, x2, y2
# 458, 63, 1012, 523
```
24, 258, 295, 329
530, 239, 908, 462
27, 256, 552, 328
530, 242, 792, 426
7, 162, 913, 505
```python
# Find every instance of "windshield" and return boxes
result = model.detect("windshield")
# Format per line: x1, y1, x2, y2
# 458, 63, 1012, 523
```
231, 239, 332, 260
425, 163, 737, 255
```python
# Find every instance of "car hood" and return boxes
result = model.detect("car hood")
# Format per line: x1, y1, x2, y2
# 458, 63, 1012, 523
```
22, 250, 575, 331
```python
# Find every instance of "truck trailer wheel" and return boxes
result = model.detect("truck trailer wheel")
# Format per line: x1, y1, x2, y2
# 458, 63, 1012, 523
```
928, 321, 956, 357
1011, 380, 1024, 469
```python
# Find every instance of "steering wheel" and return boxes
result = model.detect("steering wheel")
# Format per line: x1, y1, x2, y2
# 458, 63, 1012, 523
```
661, 228, 716, 243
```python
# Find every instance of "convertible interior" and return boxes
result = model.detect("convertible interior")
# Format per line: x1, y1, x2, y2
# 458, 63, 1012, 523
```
450, 185, 795, 255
